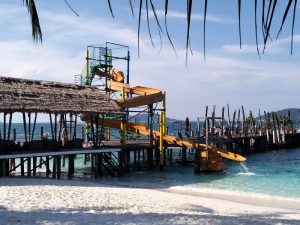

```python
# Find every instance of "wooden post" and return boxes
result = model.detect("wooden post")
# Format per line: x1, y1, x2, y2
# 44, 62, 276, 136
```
46, 156, 50, 177
159, 113, 164, 170
3, 112, 7, 144
147, 148, 153, 170
149, 105, 154, 146
73, 114, 77, 140
169, 148, 173, 164
68, 155, 75, 178
27, 157, 31, 177
275, 114, 281, 144
91, 153, 95, 177
41, 127, 44, 140
194, 148, 201, 174
52, 156, 57, 179
31, 112, 37, 141
99, 153, 103, 177
49, 113, 55, 141
7, 113, 12, 142
54, 113, 58, 141
22, 113, 28, 142
20, 158, 24, 176
221, 107, 225, 136
241, 106, 246, 137
57, 156, 61, 179
33, 157, 37, 176
28, 112, 31, 142
237, 109, 241, 137
232, 110, 236, 136
272, 112, 277, 144
227, 104, 231, 129
137, 149, 141, 170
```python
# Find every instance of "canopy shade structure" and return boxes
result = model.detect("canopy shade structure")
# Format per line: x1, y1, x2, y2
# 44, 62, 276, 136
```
0, 76, 123, 115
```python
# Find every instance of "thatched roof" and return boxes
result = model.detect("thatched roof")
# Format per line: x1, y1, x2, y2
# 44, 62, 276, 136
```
0, 76, 123, 114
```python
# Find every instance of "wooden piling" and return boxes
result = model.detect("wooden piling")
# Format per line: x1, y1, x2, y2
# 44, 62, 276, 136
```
68, 155, 75, 178
33, 157, 37, 176
27, 157, 31, 177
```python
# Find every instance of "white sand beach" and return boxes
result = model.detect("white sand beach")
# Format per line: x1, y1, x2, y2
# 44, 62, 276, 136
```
0, 178, 299, 225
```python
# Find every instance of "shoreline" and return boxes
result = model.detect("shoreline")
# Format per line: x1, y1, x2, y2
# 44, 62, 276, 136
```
1, 178, 299, 224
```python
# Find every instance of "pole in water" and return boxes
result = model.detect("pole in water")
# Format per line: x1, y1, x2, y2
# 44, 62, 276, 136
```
206, 117, 208, 160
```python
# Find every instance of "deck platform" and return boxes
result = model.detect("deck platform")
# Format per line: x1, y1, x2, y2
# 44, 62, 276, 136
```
0, 148, 121, 160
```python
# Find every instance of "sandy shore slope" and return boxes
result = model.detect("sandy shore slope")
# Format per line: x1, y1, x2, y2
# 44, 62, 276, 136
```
0, 178, 299, 225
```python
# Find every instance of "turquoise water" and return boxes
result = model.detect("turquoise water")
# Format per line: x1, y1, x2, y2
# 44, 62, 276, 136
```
5, 123, 300, 199
109, 148, 300, 199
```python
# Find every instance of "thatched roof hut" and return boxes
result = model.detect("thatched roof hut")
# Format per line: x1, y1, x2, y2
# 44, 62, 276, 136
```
0, 76, 123, 114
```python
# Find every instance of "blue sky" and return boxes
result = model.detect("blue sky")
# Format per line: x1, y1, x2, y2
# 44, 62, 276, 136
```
0, 0, 300, 121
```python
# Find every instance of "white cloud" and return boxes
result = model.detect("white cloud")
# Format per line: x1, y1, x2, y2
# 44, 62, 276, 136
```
144, 9, 236, 24
221, 34, 300, 55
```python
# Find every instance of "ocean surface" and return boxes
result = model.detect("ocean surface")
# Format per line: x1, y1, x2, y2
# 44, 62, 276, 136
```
3, 123, 300, 200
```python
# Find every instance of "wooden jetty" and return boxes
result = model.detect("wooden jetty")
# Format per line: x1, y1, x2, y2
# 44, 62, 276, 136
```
0, 76, 125, 178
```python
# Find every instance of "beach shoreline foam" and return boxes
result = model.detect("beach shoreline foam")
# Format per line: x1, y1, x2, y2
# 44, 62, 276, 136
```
0, 178, 299, 225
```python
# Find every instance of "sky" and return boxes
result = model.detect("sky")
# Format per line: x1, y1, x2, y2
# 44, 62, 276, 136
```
0, 0, 300, 121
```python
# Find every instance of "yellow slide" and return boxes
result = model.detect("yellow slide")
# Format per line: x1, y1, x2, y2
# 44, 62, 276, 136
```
95, 68, 164, 108
81, 116, 246, 163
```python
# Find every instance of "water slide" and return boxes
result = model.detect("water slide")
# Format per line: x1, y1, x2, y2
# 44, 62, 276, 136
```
81, 116, 246, 164
95, 68, 164, 108
87, 68, 246, 171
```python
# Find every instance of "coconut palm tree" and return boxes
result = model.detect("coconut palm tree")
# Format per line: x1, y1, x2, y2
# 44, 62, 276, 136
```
22, 0, 298, 57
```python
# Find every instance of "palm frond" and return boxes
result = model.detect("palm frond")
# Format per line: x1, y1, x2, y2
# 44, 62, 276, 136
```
129, 0, 134, 16
149, 0, 163, 32
64, 0, 79, 17
276, 0, 293, 39
261, 0, 266, 40
145, 0, 155, 47
203, 0, 208, 60
22, 0, 42, 43
263, 0, 277, 52
107, 0, 114, 18
254, 0, 260, 58
137, 0, 143, 56
164, 0, 177, 56
238, 0, 242, 48
290, 0, 297, 55
185, 0, 193, 63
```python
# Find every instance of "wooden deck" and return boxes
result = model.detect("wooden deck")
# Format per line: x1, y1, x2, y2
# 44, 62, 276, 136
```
0, 148, 121, 159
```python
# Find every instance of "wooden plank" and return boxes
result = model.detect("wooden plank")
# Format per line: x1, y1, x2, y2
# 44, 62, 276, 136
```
0, 148, 121, 159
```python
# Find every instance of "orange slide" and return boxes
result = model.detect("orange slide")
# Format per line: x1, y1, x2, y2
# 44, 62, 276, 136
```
81, 116, 246, 163
95, 68, 164, 108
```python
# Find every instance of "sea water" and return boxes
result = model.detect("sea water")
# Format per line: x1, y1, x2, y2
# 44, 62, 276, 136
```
112, 148, 300, 200
3, 123, 300, 200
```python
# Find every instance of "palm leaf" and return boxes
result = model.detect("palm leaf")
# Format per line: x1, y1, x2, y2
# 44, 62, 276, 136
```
107, 0, 114, 18
261, 0, 266, 40
164, 0, 177, 56
263, 0, 277, 51
203, 0, 208, 60
22, 0, 42, 43
64, 0, 79, 17
145, 0, 155, 47
137, 0, 143, 56
254, 0, 260, 57
186, 0, 192, 63
129, 0, 134, 16
238, 0, 242, 48
290, 0, 297, 55
276, 0, 293, 39
149, 0, 163, 32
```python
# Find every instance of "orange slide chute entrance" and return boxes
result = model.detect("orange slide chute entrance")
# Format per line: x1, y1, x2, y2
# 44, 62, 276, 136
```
95, 68, 164, 108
